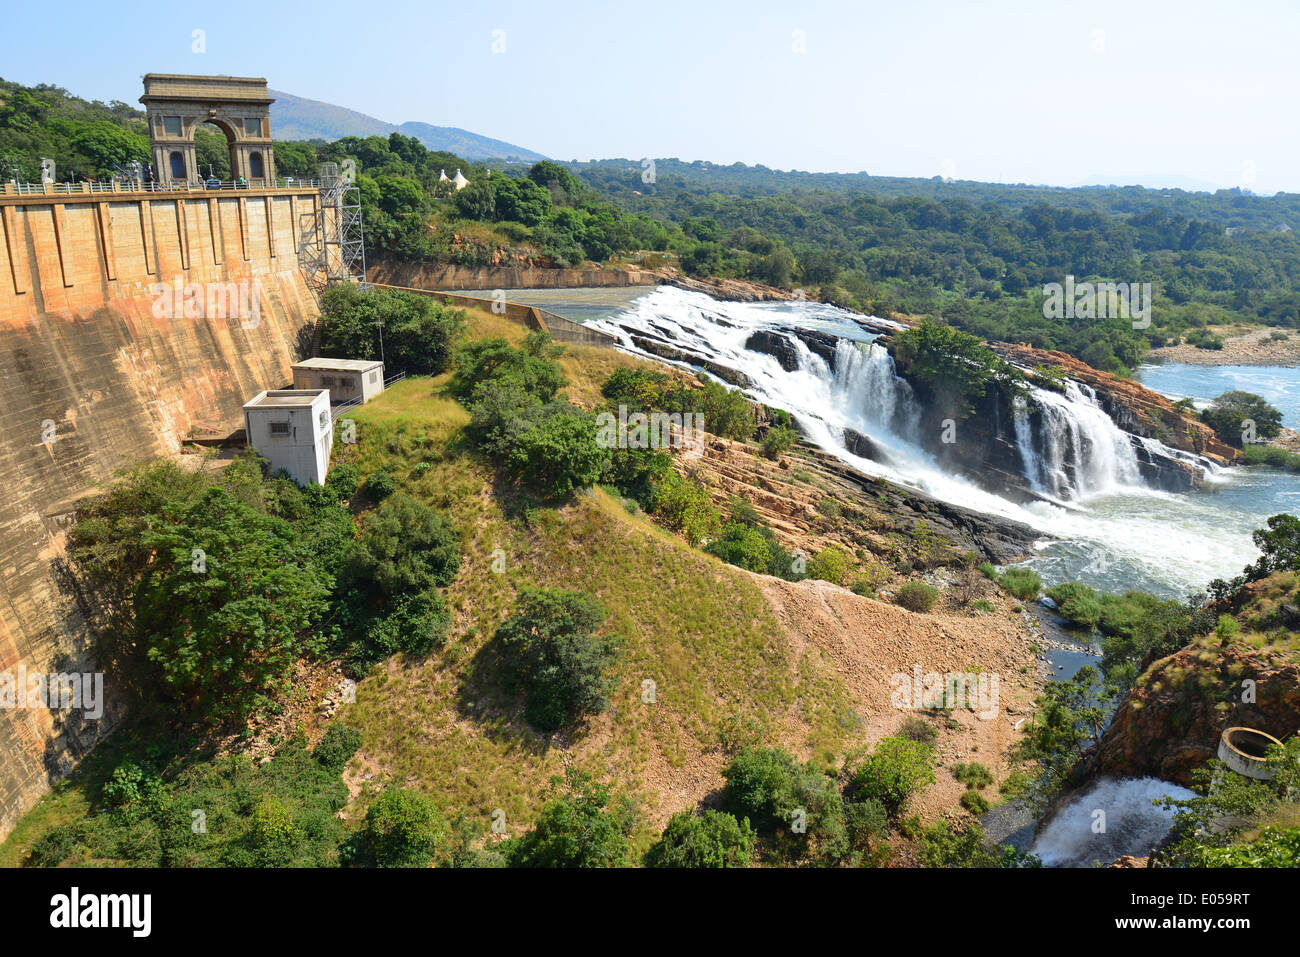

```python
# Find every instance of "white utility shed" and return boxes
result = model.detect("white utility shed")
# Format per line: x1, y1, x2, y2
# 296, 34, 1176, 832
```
291, 358, 385, 405
243, 389, 333, 486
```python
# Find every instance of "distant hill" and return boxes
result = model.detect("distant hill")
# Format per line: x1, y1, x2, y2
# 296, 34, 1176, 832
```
269, 89, 545, 162
1074, 173, 1228, 193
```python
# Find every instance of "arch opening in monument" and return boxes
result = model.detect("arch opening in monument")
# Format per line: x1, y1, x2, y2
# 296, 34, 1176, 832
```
196, 120, 236, 180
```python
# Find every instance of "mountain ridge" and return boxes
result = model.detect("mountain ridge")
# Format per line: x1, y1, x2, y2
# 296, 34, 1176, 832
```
269, 88, 545, 162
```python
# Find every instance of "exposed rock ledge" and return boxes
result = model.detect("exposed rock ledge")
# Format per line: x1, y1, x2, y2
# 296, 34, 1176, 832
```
1086, 636, 1300, 787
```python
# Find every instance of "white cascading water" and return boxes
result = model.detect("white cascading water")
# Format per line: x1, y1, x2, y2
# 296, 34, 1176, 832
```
1013, 382, 1144, 501
1029, 778, 1196, 867
588, 285, 1264, 596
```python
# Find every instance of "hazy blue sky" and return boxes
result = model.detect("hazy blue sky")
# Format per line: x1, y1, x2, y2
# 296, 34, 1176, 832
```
3, 0, 1297, 192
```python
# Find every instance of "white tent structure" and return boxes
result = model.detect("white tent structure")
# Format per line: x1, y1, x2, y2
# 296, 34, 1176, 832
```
452, 168, 469, 190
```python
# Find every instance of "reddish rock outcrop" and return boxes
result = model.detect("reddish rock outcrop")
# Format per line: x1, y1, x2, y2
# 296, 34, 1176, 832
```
1088, 641, 1300, 786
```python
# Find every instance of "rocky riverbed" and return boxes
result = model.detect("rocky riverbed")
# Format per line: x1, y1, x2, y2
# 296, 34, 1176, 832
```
1147, 326, 1300, 367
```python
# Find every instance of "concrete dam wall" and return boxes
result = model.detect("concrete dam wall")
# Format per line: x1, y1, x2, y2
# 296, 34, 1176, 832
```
0, 187, 323, 839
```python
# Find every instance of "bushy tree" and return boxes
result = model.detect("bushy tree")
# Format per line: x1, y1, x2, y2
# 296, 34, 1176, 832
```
507, 769, 637, 867
495, 588, 622, 731
354, 788, 447, 868
452, 337, 565, 401
503, 404, 610, 499
347, 492, 461, 598
1202, 391, 1283, 447
319, 284, 465, 376
643, 811, 755, 868
134, 486, 331, 723
892, 321, 1026, 414
720, 746, 853, 862
850, 735, 936, 818
696, 377, 756, 441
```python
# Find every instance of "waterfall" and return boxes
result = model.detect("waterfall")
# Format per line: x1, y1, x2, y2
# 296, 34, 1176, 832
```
1029, 777, 1195, 867
584, 285, 1262, 597
1014, 383, 1144, 501
589, 285, 1195, 507
827, 339, 920, 439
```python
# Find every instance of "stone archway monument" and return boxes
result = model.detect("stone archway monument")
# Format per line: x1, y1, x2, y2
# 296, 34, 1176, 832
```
140, 74, 276, 185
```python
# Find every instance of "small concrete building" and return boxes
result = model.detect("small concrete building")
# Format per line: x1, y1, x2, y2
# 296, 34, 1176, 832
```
291, 357, 385, 405
243, 389, 333, 486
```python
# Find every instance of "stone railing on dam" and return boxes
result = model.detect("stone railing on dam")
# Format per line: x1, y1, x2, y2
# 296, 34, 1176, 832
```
0, 185, 324, 839
3, 179, 323, 196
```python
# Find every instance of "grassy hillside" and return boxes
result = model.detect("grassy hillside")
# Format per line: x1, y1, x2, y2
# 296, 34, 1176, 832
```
0, 304, 1042, 867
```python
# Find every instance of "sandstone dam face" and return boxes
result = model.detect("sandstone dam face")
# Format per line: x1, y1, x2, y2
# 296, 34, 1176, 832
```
0, 186, 324, 838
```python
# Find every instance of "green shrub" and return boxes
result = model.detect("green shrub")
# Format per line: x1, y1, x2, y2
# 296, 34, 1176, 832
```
1214, 614, 1240, 642
809, 543, 851, 585
495, 588, 622, 732
354, 788, 447, 868
761, 424, 798, 459
720, 746, 802, 832
1240, 444, 1300, 472
652, 471, 721, 545
978, 562, 998, 579
313, 725, 363, 774
359, 590, 450, 663
916, 820, 1038, 867
360, 470, 397, 502
250, 796, 299, 850
1060, 594, 1103, 628
326, 462, 361, 497
706, 522, 774, 574
25, 826, 77, 868
643, 810, 755, 868
507, 769, 638, 868
845, 798, 890, 851
998, 567, 1042, 600
952, 761, 994, 790
347, 492, 461, 597
1045, 581, 1096, 607
960, 790, 991, 814
850, 735, 936, 818
894, 580, 940, 612
815, 497, 842, 519
103, 762, 154, 810
602, 448, 673, 508
600, 367, 671, 407
503, 405, 610, 499
696, 377, 757, 441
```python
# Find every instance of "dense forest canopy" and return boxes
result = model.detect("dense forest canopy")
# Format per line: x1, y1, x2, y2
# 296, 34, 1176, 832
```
5, 76, 1300, 374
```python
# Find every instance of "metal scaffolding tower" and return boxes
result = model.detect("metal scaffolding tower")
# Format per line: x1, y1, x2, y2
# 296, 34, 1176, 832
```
302, 162, 366, 297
